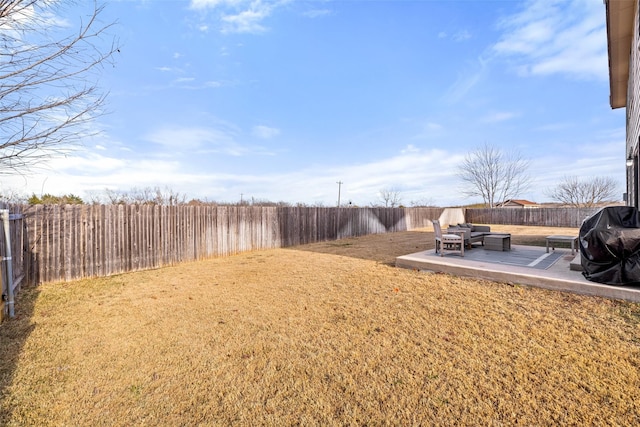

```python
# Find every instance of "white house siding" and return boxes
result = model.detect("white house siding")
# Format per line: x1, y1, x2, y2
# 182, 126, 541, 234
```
627, 0, 640, 207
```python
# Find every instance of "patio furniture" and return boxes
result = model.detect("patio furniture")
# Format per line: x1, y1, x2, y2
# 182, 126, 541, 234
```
546, 235, 578, 256
433, 220, 464, 257
484, 234, 511, 251
447, 223, 501, 248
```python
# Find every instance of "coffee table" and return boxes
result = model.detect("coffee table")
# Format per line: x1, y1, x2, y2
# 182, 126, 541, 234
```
546, 235, 578, 256
484, 234, 511, 251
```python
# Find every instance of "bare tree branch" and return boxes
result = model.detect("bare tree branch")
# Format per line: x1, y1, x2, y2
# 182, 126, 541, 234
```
377, 187, 402, 208
0, 0, 118, 174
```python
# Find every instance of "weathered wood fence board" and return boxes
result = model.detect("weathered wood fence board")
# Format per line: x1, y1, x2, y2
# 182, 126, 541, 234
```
465, 208, 600, 228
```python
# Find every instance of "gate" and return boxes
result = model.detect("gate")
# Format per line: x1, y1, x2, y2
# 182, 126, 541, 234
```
1, 208, 25, 320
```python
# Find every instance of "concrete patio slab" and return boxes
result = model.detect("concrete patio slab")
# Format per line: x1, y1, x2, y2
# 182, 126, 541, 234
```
396, 244, 640, 303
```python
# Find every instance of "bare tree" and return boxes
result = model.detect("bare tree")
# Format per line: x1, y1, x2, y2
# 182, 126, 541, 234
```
545, 176, 619, 207
0, 0, 118, 173
410, 197, 437, 207
377, 187, 402, 207
153, 186, 186, 206
0, 187, 25, 203
457, 143, 531, 208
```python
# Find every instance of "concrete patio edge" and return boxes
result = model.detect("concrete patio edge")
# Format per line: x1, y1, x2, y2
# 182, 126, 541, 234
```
396, 245, 640, 303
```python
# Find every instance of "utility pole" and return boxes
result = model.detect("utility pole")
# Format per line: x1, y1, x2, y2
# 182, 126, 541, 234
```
336, 181, 343, 239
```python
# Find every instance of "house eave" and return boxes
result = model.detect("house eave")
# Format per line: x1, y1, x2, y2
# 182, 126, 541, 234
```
606, 0, 635, 109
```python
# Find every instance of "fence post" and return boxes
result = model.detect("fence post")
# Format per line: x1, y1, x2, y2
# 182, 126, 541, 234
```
1, 209, 15, 318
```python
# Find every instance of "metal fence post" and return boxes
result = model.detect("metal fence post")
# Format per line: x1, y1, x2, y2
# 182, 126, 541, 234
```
1, 209, 15, 318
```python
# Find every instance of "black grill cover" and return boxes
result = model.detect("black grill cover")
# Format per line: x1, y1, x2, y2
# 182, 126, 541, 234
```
580, 206, 640, 285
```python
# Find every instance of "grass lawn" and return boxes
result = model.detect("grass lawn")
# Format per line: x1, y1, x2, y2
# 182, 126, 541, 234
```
1, 225, 639, 425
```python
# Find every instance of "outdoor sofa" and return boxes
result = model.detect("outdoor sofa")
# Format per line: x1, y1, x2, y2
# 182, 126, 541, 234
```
446, 223, 496, 248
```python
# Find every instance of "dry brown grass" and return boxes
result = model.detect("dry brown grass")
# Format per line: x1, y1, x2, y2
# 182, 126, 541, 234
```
1, 225, 639, 425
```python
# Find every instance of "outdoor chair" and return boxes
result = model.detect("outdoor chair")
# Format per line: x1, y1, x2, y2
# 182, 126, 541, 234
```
433, 220, 464, 257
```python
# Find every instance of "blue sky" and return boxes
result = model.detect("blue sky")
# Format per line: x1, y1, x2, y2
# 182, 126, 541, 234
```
1, 0, 625, 206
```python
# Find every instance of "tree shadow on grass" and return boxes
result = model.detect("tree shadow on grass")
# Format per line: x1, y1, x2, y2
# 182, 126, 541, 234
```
0, 285, 39, 424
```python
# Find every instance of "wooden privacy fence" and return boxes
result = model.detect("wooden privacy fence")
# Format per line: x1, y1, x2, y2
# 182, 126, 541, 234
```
22, 205, 443, 285
2, 205, 606, 289
465, 207, 601, 228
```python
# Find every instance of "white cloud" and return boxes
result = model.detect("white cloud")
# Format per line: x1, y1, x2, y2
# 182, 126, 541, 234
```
188, 0, 284, 34
252, 125, 280, 139
221, 7, 270, 34
492, 0, 607, 80
401, 144, 420, 154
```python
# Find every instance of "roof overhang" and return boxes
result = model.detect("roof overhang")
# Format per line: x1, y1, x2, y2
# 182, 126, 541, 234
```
606, 0, 635, 109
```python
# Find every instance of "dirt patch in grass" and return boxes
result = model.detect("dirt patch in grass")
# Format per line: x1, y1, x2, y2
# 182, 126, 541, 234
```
1, 226, 639, 425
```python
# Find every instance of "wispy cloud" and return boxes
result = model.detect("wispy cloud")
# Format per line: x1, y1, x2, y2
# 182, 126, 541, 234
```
480, 111, 520, 123
492, 0, 607, 80
303, 9, 331, 19
221, 7, 270, 34
533, 122, 574, 132
190, 0, 246, 9
252, 125, 280, 139
453, 29, 471, 42
144, 124, 276, 157
145, 126, 238, 152
438, 29, 471, 42
189, 0, 288, 34
172, 80, 225, 90
444, 55, 490, 103
401, 144, 420, 154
